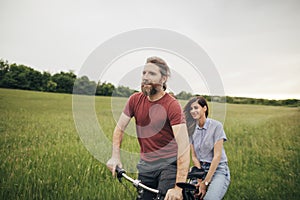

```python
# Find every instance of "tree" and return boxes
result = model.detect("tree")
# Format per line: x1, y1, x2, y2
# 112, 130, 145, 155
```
40, 72, 51, 91
1, 64, 29, 89
176, 91, 193, 100
113, 85, 136, 97
73, 76, 97, 95
96, 82, 115, 96
27, 69, 44, 91
46, 80, 57, 92
51, 71, 76, 93
0, 62, 45, 91
0, 59, 10, 86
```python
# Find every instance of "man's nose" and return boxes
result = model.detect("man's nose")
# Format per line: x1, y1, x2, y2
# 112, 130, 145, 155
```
142, 74, 150, 83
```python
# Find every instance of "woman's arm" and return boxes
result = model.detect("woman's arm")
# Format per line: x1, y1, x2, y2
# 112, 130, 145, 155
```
198, 139, 223, 198
204, 139, 223, 183
190, 144, 201, 168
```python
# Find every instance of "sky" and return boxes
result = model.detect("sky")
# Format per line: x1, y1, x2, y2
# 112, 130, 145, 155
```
0, 0, 299, 100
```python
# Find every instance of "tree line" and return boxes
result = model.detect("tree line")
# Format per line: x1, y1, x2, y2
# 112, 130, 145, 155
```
0, 59, 136, 97
0, 59, 299, 107
175, 93, 299, 107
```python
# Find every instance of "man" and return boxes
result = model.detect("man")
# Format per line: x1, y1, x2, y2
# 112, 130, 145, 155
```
107, 56, 190, 200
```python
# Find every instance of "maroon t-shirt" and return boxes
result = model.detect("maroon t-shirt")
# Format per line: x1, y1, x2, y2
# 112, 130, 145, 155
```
123, 92, 185, 162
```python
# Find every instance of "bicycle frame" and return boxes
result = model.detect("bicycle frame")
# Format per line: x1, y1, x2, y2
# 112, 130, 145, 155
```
115, 166, 161, 199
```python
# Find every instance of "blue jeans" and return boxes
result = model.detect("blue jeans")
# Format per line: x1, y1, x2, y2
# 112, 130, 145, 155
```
203, 162, 230, 200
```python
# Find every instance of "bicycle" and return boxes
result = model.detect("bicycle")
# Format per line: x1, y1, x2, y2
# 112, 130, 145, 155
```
115, 166, 208, 200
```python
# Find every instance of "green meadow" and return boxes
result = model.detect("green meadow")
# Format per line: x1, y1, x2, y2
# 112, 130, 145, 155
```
0, 88, 299, 199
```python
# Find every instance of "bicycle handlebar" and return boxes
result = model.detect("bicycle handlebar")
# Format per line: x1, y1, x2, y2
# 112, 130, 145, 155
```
115, 166, 160, 194
115, 166, 205, 200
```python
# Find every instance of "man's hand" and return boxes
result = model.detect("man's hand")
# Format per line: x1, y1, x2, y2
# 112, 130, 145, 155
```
106, 157, 122, 176
165, 187, 183, 200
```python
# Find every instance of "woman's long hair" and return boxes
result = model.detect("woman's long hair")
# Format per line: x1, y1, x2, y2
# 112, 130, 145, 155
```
184, 96, 209, 136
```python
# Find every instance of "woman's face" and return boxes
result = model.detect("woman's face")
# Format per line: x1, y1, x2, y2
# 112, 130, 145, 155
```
190, 101, 206, 120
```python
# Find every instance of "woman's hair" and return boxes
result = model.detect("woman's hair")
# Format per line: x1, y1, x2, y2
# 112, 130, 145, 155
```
184, 96, 209, 136
146, 56, 170, 91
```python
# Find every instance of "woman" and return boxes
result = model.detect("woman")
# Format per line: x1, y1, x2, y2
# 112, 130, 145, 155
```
184, 96, 230, 200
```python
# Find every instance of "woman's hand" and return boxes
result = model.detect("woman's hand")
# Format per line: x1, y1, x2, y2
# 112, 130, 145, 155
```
194, 179, 208, 199
198, 181, 207, 199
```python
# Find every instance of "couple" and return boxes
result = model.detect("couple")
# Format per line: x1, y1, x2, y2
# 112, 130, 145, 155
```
106, 57, 230, 200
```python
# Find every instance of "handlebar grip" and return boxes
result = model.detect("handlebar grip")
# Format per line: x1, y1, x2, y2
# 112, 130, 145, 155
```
115, 165, 126, 179
187, 166, 207, 179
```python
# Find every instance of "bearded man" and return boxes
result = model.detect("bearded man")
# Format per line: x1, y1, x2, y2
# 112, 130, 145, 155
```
107, 56, 190, 200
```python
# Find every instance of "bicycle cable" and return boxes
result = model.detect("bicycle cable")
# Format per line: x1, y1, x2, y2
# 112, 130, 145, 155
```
117, 176, 136, 199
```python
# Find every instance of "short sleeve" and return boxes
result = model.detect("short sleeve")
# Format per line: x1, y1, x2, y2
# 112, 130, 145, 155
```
123, 93, 136, 118
168, 100, 186, 126
213, 122, 227, 145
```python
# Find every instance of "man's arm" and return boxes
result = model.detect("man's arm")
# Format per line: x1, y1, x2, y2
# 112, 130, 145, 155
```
106, 112, 131, 176
173, 123, 190, 184
165, 123, 190, 200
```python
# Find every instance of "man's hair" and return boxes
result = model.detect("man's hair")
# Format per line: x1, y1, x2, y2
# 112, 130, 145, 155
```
146, 56, 170, 91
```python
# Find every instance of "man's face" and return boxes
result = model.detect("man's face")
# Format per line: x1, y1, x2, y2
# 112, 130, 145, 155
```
141, 63, 166, 96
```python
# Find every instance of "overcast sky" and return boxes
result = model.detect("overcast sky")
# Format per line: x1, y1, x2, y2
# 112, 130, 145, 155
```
1, 0, 299, 100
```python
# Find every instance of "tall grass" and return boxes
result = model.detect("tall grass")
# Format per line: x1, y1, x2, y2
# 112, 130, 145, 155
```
0, 88, 299, 199
224, 104, 300, 199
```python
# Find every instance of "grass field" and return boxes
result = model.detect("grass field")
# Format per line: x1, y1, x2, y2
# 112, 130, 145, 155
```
0, 88, 299, 199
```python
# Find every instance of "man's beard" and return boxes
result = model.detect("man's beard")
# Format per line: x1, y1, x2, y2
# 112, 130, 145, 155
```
141, 83, 161, 96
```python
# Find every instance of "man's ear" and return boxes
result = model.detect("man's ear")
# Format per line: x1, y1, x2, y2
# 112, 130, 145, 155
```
161, 76, 167, 84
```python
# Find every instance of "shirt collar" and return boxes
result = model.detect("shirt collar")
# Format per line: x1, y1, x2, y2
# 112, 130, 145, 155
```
196, 118, 210, 130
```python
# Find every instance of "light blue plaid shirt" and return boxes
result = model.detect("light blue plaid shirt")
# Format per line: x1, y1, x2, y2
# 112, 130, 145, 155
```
190, 118, 228, 163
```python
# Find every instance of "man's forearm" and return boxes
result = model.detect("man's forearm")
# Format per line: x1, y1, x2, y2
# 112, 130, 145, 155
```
111, 127, 124, 158
111, 112, 130, 158
175, 145, 190, 184
172, 124, 190, 185
107, 127, 125, 176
